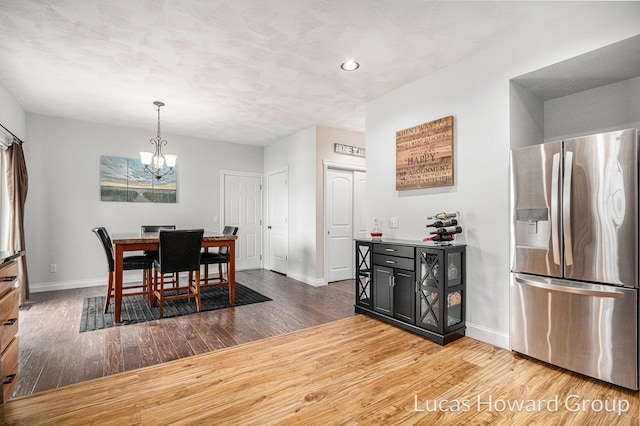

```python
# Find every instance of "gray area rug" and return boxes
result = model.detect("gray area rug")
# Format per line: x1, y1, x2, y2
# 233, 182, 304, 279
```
80, 283, 271, 332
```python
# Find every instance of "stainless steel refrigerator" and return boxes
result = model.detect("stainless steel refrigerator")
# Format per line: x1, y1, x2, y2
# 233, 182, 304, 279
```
510, 128, 639, 390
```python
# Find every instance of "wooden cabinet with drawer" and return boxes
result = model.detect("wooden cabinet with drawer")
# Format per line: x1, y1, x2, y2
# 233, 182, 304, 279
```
355, 239, 466, 345
0, 254, 21, 406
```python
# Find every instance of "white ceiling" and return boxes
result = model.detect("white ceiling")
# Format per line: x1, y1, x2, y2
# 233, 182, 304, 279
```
0, 1, 585, 146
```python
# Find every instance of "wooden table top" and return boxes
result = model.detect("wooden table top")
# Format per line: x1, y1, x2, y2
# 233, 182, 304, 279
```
111, 231, 237, 244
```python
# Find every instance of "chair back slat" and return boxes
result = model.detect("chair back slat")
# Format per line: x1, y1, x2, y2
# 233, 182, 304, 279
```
92, 227, 115, 272
158, 229, 204, 274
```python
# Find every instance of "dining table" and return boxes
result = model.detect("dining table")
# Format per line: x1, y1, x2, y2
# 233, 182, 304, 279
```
110, 231, 237, 323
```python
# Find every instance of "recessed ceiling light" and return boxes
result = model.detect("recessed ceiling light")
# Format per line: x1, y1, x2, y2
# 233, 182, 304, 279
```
341, 60, 360, 71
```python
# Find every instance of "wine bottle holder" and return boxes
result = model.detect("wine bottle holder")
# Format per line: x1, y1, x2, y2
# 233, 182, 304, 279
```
425, 211, 462, 245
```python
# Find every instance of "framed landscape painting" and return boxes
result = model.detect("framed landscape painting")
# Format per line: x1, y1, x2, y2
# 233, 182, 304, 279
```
100, 155, 177, 203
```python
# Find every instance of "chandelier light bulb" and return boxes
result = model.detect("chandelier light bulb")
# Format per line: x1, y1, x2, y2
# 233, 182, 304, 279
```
165, 154, 177, 168
139, 151, 153, 166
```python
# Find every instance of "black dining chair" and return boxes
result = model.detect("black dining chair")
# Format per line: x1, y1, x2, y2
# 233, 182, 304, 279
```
142, 225, 177, 284
200, 226, 238, 287
141, 225, 176, 258
151, 229, 204, 318
92, 227, 153, 314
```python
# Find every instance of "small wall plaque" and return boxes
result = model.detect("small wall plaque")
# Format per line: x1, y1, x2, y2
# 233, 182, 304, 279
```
335, 143, 366, 157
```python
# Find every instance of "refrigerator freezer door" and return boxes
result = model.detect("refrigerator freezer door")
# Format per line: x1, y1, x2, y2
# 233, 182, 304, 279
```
564, 128, 638, 288
510, 142, 562, 278
510, 273, 638, 390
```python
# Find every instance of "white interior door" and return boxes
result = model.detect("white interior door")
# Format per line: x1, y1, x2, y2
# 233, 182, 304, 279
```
223, 173, 262, 270
327, 169, 353, 282
353, 170, 367, 241
268, 170, 288, 274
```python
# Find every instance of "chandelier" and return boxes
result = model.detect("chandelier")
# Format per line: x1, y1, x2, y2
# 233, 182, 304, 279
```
139, 101, 177, 180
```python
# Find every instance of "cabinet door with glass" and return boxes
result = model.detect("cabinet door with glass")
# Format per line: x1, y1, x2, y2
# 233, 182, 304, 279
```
415, 246, 465, 335
355, 241, 373, 309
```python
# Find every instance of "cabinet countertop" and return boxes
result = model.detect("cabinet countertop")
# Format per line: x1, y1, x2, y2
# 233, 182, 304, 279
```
355, 238, 466, 248
0, 251, 24, 266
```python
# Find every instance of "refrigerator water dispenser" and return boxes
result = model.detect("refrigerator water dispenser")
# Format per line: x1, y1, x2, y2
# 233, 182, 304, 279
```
514, 208, 549, 249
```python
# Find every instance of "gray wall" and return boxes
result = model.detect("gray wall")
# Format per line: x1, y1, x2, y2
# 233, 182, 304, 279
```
25, 114, 263, 291
263, 126, 318, 284
263, 125, 365, 285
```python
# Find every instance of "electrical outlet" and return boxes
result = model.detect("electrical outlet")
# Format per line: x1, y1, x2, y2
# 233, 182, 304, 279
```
50, 264, 57, 273
390, 218, 399, 228
213, 216, 219, 223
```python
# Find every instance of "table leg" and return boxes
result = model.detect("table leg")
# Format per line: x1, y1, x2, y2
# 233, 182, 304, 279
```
114, 244, 124, 323
229, 240, 235, 304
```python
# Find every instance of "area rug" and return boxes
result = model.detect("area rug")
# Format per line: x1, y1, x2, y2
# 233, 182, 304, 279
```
79, 283, 271, 332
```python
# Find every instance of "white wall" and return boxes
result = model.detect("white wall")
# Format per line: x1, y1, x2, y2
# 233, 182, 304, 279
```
544, 75, 640, 141
365, 3, 640, 349
0, 83, 26, 141
509, 82, 544, 150
264, 126, 319, 285
25, 114, 263, 291
263, 126, 365, 285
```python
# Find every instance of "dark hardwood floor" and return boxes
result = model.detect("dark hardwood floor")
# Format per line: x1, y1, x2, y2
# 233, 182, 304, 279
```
12, 269, 355, 399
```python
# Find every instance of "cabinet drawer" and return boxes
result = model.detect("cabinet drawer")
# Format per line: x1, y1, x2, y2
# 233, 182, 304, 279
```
2, 336, 18, 402
0, 260, 18, 299
373, 244, 414, 258
374, 254, 414, 271
0, 260, 18, 278
0, 288, 19, 353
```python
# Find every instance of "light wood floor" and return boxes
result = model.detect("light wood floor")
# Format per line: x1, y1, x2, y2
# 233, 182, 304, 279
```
5, 315, 639, 425
12, 269, 354, 398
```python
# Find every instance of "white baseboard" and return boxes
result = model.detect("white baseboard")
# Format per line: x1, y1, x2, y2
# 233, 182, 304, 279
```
285, 271, 327, 287
30, 269, 235, 293
30, 272, 146, 293
31, 277, 105, 293
465, 321, 510, 350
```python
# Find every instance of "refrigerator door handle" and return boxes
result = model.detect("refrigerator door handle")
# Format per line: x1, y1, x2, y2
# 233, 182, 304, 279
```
551, 153, 561, 265
514, 275, 625, 298
563, 151, 574, 266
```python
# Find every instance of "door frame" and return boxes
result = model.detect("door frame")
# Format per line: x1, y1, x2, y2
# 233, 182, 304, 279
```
323, 161, 366, 284
265, 166, 289, 272
220, 169, 264, 269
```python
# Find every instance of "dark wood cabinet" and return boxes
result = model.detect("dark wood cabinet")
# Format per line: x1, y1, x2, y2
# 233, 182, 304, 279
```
355, 239, 466, 345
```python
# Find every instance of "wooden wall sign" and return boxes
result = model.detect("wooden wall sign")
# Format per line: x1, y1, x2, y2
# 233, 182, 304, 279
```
334, 143, 366, 157
396, 115, 454, 190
